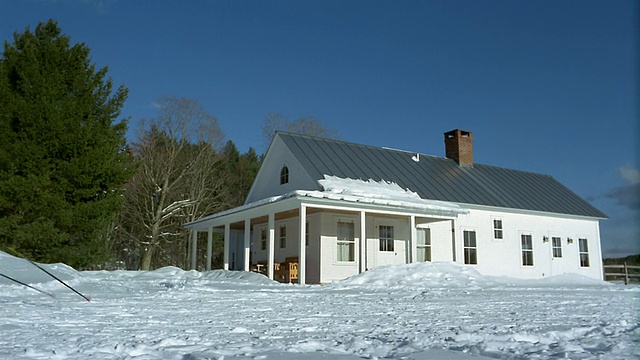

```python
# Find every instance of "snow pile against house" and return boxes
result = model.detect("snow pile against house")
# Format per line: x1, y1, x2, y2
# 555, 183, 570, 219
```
331, 261, 499, 289
331, 261, 613, 290
130, 265, 277, 287
300, 175, 467, 216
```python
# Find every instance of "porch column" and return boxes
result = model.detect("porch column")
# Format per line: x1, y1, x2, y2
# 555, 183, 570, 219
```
191, 229, 198, 270
268, 213, 275, 280
409, 215, 417, 263
298, 205, 307, 285
223, 223, 230, 270
206, 227, 213, 271
359, 211, 366, 273
450, 219, 457, 262
244, 219, 251, 272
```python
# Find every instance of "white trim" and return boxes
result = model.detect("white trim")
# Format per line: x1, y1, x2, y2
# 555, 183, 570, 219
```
223, 224, 230, 270
409, 215, 417, 263
359, 211, 366, 273
186, 194, 462, 232
299, 204, 307, 284
243, 219, 251, 272
191, 229, 198, 270
206, 227, 213, 271
267, 213, 275, 280
459, 202, 606, 221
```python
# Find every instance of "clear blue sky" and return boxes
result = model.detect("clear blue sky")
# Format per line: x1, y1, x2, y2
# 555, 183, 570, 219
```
1, 0, 638, 257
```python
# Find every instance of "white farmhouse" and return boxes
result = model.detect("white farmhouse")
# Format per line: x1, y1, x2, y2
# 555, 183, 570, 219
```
185, 129, 607, 284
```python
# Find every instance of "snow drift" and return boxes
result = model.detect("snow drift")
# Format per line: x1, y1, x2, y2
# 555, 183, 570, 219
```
0, 251, 638, 359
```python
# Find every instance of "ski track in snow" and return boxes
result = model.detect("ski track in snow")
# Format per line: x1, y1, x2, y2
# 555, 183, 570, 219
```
0, 257, 638, 360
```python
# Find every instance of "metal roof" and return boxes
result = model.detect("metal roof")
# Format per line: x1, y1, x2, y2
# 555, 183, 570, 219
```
276, 132, 607, 219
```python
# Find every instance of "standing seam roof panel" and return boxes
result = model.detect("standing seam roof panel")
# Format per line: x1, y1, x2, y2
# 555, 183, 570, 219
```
275, 132, 607, 218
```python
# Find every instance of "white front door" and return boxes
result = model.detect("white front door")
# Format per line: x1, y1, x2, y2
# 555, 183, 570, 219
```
376, 225, 406, 266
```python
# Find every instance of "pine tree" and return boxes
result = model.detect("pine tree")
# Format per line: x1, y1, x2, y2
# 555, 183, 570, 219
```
219, 141, 261, 208
0, 20, 133, 268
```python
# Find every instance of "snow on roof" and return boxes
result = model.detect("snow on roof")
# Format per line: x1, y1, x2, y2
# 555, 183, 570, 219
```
188, 176, 466, 225
307, 175, 467, 215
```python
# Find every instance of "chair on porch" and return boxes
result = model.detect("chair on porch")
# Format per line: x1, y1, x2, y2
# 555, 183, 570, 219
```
273, 257, 299, 283
250, 262, 267, 275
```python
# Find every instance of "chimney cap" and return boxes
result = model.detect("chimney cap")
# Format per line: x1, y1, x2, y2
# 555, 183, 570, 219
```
445, 129, 472, 138
444, 129, 473, 166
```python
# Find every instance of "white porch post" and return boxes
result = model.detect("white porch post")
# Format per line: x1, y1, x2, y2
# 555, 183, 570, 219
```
409, 215, 417, 263
191, 229, 198, 270
450, 219, 457, 262
298, 205, 307, 285
206, 227, 213, 271
244, 219, 251, 272
359, 211, 366, 273
223, 223, 230, 270
268, 213, 275, 280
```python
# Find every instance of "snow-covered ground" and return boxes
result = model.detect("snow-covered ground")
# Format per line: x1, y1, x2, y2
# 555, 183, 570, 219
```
0, 251, 638, 359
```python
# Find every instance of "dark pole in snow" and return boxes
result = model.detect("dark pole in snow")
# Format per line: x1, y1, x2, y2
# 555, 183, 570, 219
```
27, 260, 91, 302
0, 272, 55, 298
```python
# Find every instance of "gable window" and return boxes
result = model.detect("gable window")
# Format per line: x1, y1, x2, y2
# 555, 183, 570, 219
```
521, 234, 534, 266
279, 225, 286, 248
280, 166, 289, 185
579, 238, 590, 267
260, 229, 267, 250
552, 237, 562, 258
463, 230, 477, 265
337, 221, 355, 262
493, 219, 503, 239
379, 225, 394, 252
416, 228, 431, 262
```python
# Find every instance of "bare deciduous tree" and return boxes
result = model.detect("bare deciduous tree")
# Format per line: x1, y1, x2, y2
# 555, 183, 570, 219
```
117, 97, 225, 270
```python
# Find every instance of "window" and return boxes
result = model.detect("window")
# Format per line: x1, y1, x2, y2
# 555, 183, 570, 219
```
579, 238, 590, 267
463, 230, 477, 265
416, 228, 431, 262
279, 225, 286, 248
260, 229, 267, 250
305, 222, 309, 247
280, 166, 289, 185
552, 237, 562, 258
337, 221, 355, 262
379, 225, 394, 252
521, 234, 533, 266
493, 219, 503, 239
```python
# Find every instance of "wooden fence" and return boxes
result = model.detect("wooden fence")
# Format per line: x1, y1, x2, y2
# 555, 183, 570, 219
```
603, 263, 640, 285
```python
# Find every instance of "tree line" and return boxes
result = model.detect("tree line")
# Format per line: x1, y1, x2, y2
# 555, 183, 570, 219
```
0, 20, 336, 270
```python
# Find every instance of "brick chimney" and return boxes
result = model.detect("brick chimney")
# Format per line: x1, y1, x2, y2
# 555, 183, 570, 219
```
444, 129, 473, 166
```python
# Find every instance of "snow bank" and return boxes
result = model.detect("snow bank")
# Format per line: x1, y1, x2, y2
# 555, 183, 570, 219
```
132, 265, 277, 286
489, 272, 615, 289
0, 251, 81, 285
1, 252, 637, 360
331, 261, 614, 290
332, 261, 497, 289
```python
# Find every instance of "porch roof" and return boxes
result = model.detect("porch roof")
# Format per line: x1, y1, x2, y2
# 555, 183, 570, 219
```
185, 185, 467, 230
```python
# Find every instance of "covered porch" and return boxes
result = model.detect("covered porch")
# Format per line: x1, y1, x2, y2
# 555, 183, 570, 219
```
185, 189, 467, 285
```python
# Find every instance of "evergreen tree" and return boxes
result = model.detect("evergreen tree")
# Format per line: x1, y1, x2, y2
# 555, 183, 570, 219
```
219, 141, 261, 207
0, 20, 132, 268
